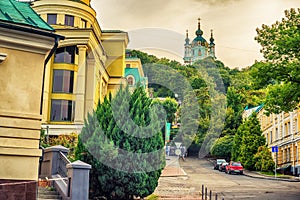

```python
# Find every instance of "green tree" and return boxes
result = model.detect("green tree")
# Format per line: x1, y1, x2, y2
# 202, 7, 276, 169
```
152, 97, 178, 123
254, 8, 300, 113
210, 135, 233, 161
232, 113, 266, 170
221, 87, 244, 136
75, 86, 165, 199
254, 146, 275, 172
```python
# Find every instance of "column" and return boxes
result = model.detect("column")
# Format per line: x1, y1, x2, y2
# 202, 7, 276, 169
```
67, 160, 91, 200
74, 45, 88, 124
85, 58, 96, 117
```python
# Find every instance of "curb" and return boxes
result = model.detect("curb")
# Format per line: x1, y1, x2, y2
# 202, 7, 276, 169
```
243, 172, 300, 182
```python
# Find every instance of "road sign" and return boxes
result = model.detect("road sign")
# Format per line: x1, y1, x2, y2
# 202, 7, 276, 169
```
272, 146, 278, 153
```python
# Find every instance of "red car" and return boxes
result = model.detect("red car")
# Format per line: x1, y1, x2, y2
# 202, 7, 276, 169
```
225, 161, 244, 175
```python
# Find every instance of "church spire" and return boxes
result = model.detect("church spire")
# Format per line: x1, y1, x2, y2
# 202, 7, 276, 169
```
185, 29, 190, 45
195, 17, 203, 36
210, 29, 215, 45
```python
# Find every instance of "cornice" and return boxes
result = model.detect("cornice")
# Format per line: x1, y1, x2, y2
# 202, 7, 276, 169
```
0, 26, 55, 54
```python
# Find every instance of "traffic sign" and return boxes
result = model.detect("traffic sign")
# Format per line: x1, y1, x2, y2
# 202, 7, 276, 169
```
272, 146, 278, 153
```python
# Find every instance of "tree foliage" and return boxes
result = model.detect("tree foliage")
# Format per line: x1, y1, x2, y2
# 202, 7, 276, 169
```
254, 146, 275, 172
152, 97, 178, 123
232, 113, 266, 170
75, 86, 165, 199
210, 135, 233, 161
254, 8, 300, 113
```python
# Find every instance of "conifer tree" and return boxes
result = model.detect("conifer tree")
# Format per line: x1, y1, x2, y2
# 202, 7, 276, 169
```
75, 86, 165, 200
231, 113, 266, 170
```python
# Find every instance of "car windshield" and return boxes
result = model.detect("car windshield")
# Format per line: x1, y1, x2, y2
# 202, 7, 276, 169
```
217, 159, 226, 164
222, 163, 228, 166
232, 162, 242, 166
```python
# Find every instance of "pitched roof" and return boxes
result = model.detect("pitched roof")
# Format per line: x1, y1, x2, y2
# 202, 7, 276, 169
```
0, 0, 54, 31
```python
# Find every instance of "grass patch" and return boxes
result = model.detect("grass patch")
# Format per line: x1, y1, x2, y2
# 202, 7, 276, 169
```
146, 194, 159, 200
258, 171, 285, 177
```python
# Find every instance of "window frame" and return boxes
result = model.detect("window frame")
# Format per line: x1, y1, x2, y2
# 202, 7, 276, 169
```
65, 15, 74, 26
50, 99, 75, 122
52, 69, 74, 94
127, 75, 135, 86
54, 46, 77, 64
47, 14, 57, 25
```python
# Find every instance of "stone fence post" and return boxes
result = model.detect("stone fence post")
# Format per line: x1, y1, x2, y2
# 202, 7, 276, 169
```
67, 160, 91, 200
40, 145, 69, 178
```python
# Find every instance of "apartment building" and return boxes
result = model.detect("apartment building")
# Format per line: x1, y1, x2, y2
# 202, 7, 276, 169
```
257, 108, 300, 175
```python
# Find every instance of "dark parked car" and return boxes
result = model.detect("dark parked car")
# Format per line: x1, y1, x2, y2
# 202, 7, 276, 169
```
214, 159, 226, 170
219, 162, 228, 172
226, 161, 244, 175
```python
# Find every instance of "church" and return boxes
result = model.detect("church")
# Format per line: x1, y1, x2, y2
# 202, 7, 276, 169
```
183, 18, 216, 64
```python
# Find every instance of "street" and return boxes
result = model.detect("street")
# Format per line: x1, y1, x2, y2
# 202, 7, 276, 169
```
155, 157, 300, 200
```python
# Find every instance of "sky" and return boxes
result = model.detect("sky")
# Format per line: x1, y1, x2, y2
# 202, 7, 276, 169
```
91, 0, 299, 69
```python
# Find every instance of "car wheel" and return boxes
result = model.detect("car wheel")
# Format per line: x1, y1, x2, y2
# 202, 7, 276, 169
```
240, 171, 243, 175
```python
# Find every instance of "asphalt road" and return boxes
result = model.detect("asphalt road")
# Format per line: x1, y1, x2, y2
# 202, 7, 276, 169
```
155, 157, 300, 200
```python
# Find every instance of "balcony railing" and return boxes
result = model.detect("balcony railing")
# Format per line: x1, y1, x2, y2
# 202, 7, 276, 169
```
39, 145, 91, 200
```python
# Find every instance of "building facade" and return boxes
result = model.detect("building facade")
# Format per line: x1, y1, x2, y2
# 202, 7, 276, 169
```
183, 18, 216, 65
125, 51, 148, 93
31, 0, 129, 135
244, 105, 300, 175
0, 0, 62, 198
257, 109, 300, 175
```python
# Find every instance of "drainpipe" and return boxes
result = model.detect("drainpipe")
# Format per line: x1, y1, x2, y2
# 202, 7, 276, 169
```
40, 37, 60, 115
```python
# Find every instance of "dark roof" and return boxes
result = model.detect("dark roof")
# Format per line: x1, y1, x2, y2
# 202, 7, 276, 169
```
0, 0, 54, 31
102, 30, 125, 33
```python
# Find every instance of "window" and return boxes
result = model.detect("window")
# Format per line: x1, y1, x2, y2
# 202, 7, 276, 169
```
287, 148, 290, 162
65, 15, 74, 26
276, 128, 278, 140
296, 119, 298, 133
54, 46, 77, 64
81, 19, 87, 28
282, 125, 285, 138
270, 131, 273, 143
51, 100, 74, 121
288, 122, 291, 135
52, 70, 74, 93
127, 76, 134, 86
126, 64, 131, 68
198, 50, 202, 56
266, 133, 269, 144
47, 14, 57, 25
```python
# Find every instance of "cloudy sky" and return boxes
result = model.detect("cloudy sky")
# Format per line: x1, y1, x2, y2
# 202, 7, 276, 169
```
91, 0, 299, 69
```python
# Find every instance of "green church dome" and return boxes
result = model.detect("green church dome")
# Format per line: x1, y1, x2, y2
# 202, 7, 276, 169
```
192, 18, 207, 46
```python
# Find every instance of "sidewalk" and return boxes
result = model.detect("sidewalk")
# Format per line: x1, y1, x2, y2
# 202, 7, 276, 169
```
243, 170, 300, 182
160, 156, 187, 177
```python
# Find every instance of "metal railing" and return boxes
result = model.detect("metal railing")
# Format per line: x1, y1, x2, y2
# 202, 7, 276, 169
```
58, 151, 71, 179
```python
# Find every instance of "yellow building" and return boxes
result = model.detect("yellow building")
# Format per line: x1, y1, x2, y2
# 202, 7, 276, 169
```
257, 108, 300, 175
31, 0, 129, 135
0, 0, 63, 198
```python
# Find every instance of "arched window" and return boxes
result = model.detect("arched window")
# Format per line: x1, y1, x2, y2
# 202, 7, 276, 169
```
127, 76, 134, 86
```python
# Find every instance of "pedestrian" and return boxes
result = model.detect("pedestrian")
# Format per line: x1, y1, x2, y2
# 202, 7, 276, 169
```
166, 145, 170, 156
180, 145, 186, 161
